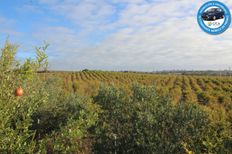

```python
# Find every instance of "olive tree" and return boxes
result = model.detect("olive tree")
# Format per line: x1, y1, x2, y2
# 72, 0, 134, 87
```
93, 84, 225, 153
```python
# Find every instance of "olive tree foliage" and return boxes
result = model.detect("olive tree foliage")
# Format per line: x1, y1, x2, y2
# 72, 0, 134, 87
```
93, 84, 231, 154
0, 41, 49, 153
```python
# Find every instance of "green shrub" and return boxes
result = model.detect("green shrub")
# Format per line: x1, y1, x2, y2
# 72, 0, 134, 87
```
0, 41, 101, 153
0, 41, 49, 153
35, 95, 101, 153
93, 84, 229, 154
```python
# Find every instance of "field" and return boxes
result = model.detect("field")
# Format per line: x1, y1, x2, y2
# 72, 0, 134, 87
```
40, 71, 232, 122
1, 42, 232, 153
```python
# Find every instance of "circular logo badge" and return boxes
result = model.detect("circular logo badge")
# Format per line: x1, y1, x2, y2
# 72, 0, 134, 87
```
197, 1, 231, 35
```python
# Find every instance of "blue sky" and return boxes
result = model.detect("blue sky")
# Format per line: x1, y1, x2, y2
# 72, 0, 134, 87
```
1, 0, 232, 71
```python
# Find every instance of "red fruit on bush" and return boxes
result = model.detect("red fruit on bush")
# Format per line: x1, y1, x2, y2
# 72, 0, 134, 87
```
15, 87, 23, 96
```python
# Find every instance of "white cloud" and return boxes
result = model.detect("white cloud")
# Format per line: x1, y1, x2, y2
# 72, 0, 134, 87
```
33, 0, 232, 71
33, 26, 82, 56
40, 0, 115, 29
